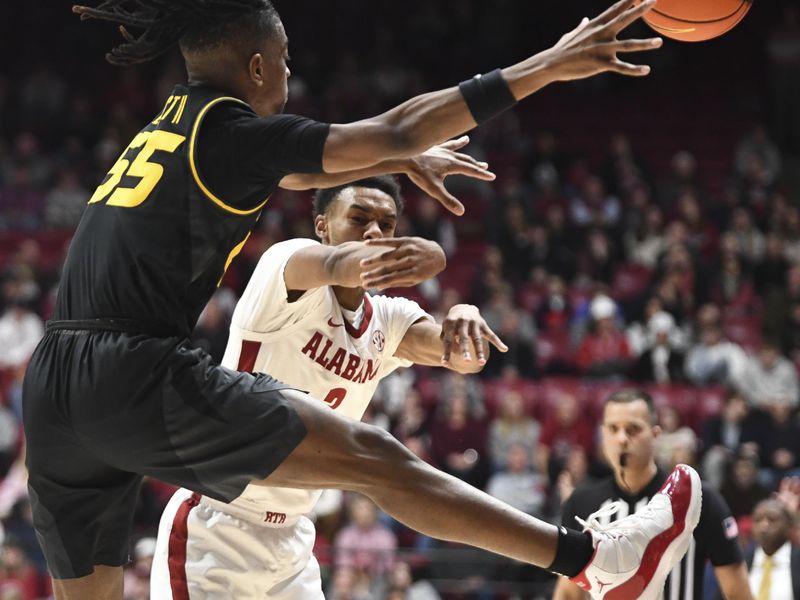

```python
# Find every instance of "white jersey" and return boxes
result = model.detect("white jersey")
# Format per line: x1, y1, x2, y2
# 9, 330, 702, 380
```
217, 238, 430, 522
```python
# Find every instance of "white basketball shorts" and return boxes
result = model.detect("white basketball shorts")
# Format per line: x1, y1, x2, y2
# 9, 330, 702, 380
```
151, 488, 324, 600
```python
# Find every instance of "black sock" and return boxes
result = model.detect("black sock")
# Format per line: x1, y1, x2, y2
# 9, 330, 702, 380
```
547, 526, 595, 577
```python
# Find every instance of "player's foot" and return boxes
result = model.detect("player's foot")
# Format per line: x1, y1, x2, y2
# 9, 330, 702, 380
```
569, 464, 702, 600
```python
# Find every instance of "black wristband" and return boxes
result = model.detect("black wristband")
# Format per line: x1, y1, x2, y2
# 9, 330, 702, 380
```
458, 68, 517, 126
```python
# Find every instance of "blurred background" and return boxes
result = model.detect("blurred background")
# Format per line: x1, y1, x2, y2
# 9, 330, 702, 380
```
2, 1, 800, 598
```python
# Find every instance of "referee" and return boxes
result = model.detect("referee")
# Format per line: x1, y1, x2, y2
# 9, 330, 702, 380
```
553, 389, 753, 600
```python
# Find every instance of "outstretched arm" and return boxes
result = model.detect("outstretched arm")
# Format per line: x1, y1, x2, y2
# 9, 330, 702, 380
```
283, 237, 446, 292
280, 137, 493, 213
394, 304, 508, 373
322, 0, 661, 213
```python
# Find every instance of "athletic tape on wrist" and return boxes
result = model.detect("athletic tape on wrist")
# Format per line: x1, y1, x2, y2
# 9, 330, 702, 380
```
458, 68, 517, 126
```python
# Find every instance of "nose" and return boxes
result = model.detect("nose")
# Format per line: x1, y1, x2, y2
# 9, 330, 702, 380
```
363, 221, 383, 240
286, 66, 291, 79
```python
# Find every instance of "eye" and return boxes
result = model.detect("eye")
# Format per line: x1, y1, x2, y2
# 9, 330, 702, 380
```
380, 222, 393, 231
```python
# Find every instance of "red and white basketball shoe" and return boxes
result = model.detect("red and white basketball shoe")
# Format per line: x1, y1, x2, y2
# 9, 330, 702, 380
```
569, 464, 702, 600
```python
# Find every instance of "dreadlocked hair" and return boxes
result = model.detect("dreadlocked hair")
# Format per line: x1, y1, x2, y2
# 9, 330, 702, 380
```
72, 0, 280, 66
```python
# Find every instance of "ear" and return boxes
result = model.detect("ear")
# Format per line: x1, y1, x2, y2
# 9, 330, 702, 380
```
314, 214, 328, 242
249, 53, 264, 85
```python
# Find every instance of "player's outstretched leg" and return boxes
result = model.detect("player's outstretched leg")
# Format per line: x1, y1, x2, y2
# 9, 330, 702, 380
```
569, 464, 702, 599
258, 390, 702, 598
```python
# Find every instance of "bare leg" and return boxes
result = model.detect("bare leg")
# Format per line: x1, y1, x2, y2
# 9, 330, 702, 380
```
52, 565, 123, 600
259, 390, 559, 567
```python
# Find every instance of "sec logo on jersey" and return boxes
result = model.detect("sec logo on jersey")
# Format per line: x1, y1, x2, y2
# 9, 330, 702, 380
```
372, 330, 385, 352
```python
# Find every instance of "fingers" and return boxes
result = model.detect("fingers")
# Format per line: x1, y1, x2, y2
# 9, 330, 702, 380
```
556, 16, 591, 48
610, 37, 663, 53
431, 186, 465, 216
361, 267, 418, 290
609, 59, 651, 76
482, 324, 509, 353
441, 325, 455, 366
468, 320, 486, 364
593, 0, 639, 26
447, 162, 496, 181
607, 0, 657, 34
439, 135, 471, 151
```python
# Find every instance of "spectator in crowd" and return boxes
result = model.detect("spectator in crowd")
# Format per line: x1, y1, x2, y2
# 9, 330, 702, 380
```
0, 286, 43, 371
746, 498, 800, 600
379, 561, 440, 600
392, 388, 430, 444
720, 453, 772, 519
537, 392, 594, 484
487, 390, 540, 472
630, 310, 687, 384
576, 294, 632, 379
758, 402, 800, 485
658, 149, 704, 205
625, 203, 667, 269
735, 124, 782, 188
410, 195, 457, 258
569, 174, 621, 231
755, 233, 791, 296
0, 538, 41, 600
654, 405, 698, 471
430, 393, 488, 488
728, 207, 766, 266
738, 341, 799, 409
43, 168, 88, 230
685, 306, 749, 389
486, 443, 548, 518
334, 496, 397, 581
710, 252, 755, 313
534, 274, 572, 333
702, 391, 762, 489
481, 286, 537, 378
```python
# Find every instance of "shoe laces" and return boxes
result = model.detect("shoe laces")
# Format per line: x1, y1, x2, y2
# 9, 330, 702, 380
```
577, 494, 670, 541
575, 500, 625, 534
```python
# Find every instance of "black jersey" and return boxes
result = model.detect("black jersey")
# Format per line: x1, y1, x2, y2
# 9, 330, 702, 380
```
562, 470, 743, 600
54, 84, 329, 336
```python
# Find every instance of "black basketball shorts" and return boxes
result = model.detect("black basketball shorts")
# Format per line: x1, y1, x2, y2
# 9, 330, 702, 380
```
22, 322, 308, 579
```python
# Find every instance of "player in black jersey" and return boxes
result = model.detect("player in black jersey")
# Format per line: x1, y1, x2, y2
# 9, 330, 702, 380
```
24, 1, 703, 599
554, 389, 753, 600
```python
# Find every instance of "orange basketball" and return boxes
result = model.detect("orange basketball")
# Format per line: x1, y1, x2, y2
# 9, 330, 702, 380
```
636, 0, 753, 42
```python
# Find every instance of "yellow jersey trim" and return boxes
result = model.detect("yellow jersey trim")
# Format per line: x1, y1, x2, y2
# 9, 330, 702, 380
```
189, 96, 271, 216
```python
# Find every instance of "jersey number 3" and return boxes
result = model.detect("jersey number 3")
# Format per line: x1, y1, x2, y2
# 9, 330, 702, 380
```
323, 388, 347, 410
89, 130, 186, 207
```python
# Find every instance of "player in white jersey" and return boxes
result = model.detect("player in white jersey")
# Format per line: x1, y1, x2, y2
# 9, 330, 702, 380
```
151, 175, 509, 599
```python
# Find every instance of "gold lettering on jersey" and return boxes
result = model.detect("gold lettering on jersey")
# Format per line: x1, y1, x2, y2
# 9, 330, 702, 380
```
300, 332, 382, 383
152, 94, 188, 126
89, 130, 186, 207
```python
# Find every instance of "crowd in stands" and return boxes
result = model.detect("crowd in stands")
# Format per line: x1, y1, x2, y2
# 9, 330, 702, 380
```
3, 1, 800, 599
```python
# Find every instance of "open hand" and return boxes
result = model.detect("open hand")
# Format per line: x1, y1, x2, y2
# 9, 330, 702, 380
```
360, 237, 446, 289
406, 136, 495, 216
541, 0, 663, 82
441, 304, 508, 366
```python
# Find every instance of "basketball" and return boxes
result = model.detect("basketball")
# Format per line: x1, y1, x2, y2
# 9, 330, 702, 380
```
637, 0, 753, 42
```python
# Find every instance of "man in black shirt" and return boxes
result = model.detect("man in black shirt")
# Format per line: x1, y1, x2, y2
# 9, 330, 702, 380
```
554, 389, 753, 600
24, 1, 702, 599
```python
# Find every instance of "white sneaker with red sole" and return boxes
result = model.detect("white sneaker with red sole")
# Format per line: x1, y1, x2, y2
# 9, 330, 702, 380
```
569, 463, 702, 600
